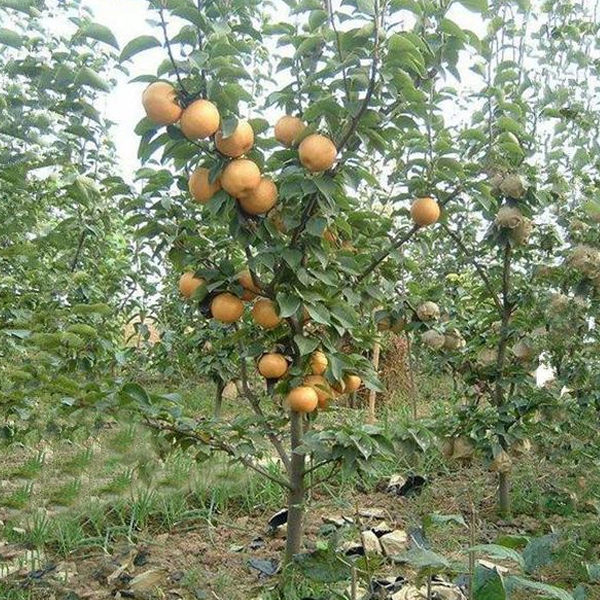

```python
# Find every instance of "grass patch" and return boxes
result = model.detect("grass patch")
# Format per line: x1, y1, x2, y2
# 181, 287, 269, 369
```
61, 447, 94, 475
9, 452, 44, 480
48, 479, 81, 507
1, 483, 32, 509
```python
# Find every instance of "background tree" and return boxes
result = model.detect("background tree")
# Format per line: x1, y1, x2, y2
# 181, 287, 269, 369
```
0, 0, 146, 437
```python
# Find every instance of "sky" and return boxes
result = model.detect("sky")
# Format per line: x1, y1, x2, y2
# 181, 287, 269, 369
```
87, 0, 159, 177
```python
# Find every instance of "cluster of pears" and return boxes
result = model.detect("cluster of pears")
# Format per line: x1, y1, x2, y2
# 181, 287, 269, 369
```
143, 81, 340, 327
144, 81, 440, 412
182, 275, 364, 413
142, 81, 337, 217
178, 268, 282, 328
258, 350, 362, 414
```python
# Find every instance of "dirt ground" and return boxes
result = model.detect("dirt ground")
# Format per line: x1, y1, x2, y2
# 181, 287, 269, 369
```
1, 463, 566, 600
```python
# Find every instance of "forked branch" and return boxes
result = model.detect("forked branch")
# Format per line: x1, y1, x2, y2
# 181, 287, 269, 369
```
440, 223, 503, 315
356, 186, 464, 283
146, 418, 292, 490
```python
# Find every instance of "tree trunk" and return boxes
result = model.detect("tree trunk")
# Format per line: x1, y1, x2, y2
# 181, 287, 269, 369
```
493, 243, 513, 515
214, 379, 225, 420
498, 471, 511, 516
284, 411, 305, 564
406, 333, 417, 419
367, 339, 381, 424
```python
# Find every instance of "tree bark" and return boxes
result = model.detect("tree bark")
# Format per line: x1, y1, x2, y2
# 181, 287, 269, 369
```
284, 411, 305, 564
213, 379, 225, 420
498, 471, 511, 516
367, 339, 381, 424
494, 243, 513, 516
406, 333, 417, 419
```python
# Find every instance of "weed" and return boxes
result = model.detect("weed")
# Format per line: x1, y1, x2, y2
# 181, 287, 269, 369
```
10, 451, 44, 480
98, 468, 134, 495
61, 447, 94, 475
1, 483, 32, 509
107, 423, 137, 454
48, 478, 81, 506
25, 510, 52, 548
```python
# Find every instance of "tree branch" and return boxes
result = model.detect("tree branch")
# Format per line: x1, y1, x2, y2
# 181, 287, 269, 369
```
355, 185, 464, 283
303, 457, 336, 476
492, 243, 512, 408
306, 462, 341, 490
243, 246, 269, 297
146, 418, 292, 490
195, 0, 208, 97
159, 7, 188, 96
70, 229, 87, 272
356, 224, 419, 284
266, 193, 319, 295
325, 0, 351, 101
440, 223, 503, 316
335, 0, 381, 153
237, 338, 291, 473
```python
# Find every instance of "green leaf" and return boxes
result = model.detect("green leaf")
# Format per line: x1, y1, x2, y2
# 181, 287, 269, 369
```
277, 293, 301, 318
330, 304, 357, 328
469, 544, 524, 568
523, 534, 558, 574
78, 22, 120, 49
496, 535, 530, 550
60, 332, 85, 349
283, 248, 303, 269
120, 35, 161, 62
295, 549, 351, 583
294, 334, 320, 356
440, 18, 468, 41
65, 124, 96, 143
173, 6, 204, 28
75, 67, 111, 92
308, 9, 328, 30
506, 576, 574, 600
389, 0, 422, 13
120, 383, 151, 406
3, 329, 32, 339
306, 304, 331, 325
221, 116, 239, 138
455, 0, 488, 12
583, 200, 600, 219
66, 324, 97, 337
357, 0, 375, 14
71, 303, 112, 316
0, 0, 37, 16
0, 27, 23, 49
425, 513, 467, 528
473, 565, 506, 600
586, 563, 600, 583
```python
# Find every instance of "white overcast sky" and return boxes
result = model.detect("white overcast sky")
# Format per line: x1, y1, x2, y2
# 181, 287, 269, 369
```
87, 0, 157, 177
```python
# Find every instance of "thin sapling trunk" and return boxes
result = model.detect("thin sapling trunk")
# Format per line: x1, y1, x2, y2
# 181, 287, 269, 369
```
284, 410, 306, 563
